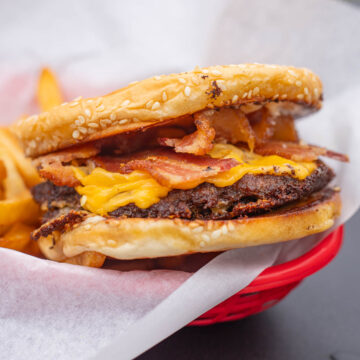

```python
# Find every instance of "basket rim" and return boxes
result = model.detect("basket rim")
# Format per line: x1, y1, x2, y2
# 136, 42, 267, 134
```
240, 225, 343, 294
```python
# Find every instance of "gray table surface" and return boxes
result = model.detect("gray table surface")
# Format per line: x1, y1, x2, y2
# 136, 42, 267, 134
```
139, 209, 360, 360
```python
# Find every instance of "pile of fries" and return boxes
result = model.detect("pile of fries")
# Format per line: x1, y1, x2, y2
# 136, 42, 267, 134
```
0, 68, 63, 257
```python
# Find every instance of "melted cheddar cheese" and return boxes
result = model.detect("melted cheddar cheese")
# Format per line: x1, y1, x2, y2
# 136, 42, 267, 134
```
73, 144, 316, 216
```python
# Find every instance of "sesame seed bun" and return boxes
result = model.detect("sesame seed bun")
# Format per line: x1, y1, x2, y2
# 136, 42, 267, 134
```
13, 64, 322, 158
38, 188, 339, 262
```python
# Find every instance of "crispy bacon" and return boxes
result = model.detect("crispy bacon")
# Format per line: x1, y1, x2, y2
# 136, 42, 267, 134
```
271, 115, 299, 142
211, 108, 256, 151
93, 148, 238, 189
158, 111, 215, 155
254, 141, 349, 162
35, 143, 100, 187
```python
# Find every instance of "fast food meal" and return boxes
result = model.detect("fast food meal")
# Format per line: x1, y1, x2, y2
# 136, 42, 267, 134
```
12, 64, 348, 268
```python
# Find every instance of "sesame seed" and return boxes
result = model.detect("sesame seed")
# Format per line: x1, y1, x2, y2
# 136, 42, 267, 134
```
253, 87, 260, 95
73, 96, 82, 101
72, 130, 80, 139
154, 76, 161, 80
86, 99, 94, 103
228, 222, 235, 231
242, 92, 248, 98
179, 78, 186, 84
314, 88, 319, 97
80, 195, 87, 207
232, 94, 239, 103
78, 127, 87, 134
200, 241, 205, 248
201, 234, 210, 242
221, 225, 228, 235
97, 104, 105, 111
273, 94, 279, 99
184, 86, 191, 96
247, 90, 252, 99
152, 101, 161, 110
192, 226, 204, 233
29, 140, 36, 148
162, 92, 168, 101
61, 102, 68, 106
281, 94, 288, 99
84, 109, 91, 117
119, 119, 129, 125
211, 229, 222, 240
211, 69, 222, 75
110, 113, 116, 121
107, 239, 117, 246
304, 87, 309, 95
121, 100, 130, 106
78, 116, 85, 124
75, 119, 81, 126
88, 122, 99, 128
189, 222, 199, 228
297, 94, 304, 99
69, 102, 79, 107
146, 100, 154, 109
202, 69, 209, 74
100, 119, 111, 127
295, 80, 302, 87
288, 69, 297, 77
217, 80, 227, 90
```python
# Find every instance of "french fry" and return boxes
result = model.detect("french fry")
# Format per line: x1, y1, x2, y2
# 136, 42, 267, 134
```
0, 223, 32, 252
37, 67, 63, 111
0, 152, 40, 226
0, 129, 41, 187
0, 193, 39, 226
64, 252, 106, 268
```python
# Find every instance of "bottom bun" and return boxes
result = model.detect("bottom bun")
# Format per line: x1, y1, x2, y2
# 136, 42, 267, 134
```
38, 188, 341, 263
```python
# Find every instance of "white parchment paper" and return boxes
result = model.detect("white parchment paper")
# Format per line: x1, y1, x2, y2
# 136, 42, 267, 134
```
0, 0, 359, 359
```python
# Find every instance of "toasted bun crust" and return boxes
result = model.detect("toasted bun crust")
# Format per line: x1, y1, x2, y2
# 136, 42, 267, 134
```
38, 189, 340, 262
13, 64, 322, 157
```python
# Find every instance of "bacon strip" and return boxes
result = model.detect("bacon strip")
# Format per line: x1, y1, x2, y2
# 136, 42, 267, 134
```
35, 143, 100, 187
158, 111, 215, 155
211, 108, 256, 151
93, 148, 238, 189
254, 141, 349, 163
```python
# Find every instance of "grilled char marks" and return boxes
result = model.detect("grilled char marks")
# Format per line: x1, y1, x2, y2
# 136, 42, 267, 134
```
32, 161, 334, 221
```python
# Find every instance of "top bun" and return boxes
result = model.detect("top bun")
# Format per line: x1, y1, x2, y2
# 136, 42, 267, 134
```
13, 64, 323, 157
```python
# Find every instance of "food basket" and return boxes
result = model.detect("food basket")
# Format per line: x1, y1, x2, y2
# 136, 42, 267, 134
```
190, 225, 344, 326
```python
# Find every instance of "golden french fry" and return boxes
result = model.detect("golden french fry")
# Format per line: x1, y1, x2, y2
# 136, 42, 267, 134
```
0, 129, 41, 187
0, 159, 6, 183
0, 159, 6, 201
0, 223, 33, 252
0, 152, 40, 226
64, 251, 106, 268
0, 151, 27, 198
0, 192, 39, 226
0, 224, 11, 237
37, 67, 63, 111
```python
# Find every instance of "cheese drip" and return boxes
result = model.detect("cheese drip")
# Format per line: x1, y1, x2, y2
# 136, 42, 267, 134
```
74, 144, 316, 215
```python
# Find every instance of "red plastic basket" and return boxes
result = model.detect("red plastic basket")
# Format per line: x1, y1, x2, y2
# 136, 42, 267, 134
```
190, 225, 344, 326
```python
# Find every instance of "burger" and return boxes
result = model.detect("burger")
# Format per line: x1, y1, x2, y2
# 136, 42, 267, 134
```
12, 64, 348, 268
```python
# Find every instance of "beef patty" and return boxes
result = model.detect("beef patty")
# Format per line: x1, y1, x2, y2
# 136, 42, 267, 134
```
32, 160, 334, 222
